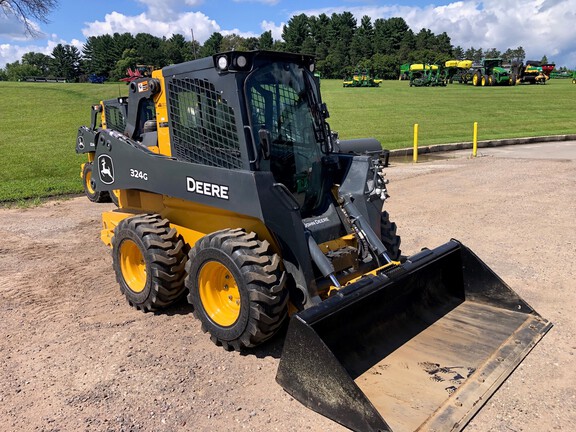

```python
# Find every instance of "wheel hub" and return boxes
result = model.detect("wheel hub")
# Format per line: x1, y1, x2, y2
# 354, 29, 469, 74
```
198, 261, 240, 327
119, 239, 147, 293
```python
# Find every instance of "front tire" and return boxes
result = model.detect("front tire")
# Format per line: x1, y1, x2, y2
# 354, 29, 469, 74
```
186, 228, 288, 351
112, 214, 187, 312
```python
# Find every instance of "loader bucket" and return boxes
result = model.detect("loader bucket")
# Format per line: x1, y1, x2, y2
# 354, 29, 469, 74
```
276, 239, 551, 432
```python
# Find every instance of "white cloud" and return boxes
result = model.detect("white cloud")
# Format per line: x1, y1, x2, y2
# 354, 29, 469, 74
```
261, 20, 284, 40
0, 37, 67, 66
134, 0, 205, 20
82, 10, 220, 44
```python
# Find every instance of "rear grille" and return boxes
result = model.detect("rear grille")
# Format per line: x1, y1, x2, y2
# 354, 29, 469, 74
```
167, 77, 242, 169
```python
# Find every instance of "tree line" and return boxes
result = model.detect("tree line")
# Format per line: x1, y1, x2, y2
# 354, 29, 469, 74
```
0, 12, 561, 82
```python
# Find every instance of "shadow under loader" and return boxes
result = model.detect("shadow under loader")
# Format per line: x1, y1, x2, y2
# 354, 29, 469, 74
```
277, 240, 551, 432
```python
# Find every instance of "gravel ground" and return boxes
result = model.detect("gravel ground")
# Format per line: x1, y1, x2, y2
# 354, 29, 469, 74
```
0, 153, 574, 431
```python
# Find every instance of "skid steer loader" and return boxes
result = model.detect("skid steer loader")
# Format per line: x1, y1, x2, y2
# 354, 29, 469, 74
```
76, 50, 551, 432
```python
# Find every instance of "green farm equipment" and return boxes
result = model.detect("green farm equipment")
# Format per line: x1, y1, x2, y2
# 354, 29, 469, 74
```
471, 58, 512, 86
399, 63, 410, 80
408, 63, 446, 87
444, 60, 473, 84
343, 69, 382, 87
511, 61, 555, 85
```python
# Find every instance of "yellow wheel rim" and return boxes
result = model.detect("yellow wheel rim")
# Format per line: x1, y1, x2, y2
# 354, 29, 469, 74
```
119, 239, 147, 293
85, 168, 95, 195
198, 261, 240, 327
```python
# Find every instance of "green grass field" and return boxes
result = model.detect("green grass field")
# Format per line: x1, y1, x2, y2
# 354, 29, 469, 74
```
322, 78, 575, 149
0, 79, 574, 202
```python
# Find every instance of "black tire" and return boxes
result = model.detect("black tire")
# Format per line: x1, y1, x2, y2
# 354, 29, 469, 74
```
380, 211, 401, 261
110, 189, 120, 207
186, 228, 288, 351
112, 214, 187, 312
82, 162, 110, 203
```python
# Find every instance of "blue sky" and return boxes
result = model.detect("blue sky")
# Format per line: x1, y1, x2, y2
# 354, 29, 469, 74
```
1, 0, 574, 68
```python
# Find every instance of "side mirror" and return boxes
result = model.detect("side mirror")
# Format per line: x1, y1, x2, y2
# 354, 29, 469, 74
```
258, 127, 271, 160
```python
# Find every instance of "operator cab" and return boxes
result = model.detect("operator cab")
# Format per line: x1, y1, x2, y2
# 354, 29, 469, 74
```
244, 56, 331, 217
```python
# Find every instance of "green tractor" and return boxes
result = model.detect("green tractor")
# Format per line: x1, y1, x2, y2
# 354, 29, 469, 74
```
471, 58, 512, 86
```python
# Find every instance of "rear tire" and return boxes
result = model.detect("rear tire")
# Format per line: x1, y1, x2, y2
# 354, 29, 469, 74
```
473, 71, 481, 86
112, 214, 187, 312
186, 228, 288, 351
380, 211, 401, 261
82, 162, 110, 203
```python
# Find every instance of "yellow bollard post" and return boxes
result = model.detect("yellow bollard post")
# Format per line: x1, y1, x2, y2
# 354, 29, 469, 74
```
472, 122, 478, 157
413, 123, 419, 163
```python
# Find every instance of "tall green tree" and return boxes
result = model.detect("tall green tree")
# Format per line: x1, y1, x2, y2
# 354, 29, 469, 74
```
3, 60, 41, 80
373, 17, 410, 55
220, 34, 249, 51
414, 28, 436, 51
111, 48, 140, 80
164, 33, 187, 65
327, 12, 357, 77
453, 46, 465, 59
134, 33, 165, 68
258, 30, 274, 50
350, 15, 374, 66
83, 34, 120, 77
21, 52, 52, 75
199, 32, 223, 57
282, 13, 310, 53
484, 47, 502, 58
464, 47, 483, 63
309, 13, 330, 60
51, 44, 81, 81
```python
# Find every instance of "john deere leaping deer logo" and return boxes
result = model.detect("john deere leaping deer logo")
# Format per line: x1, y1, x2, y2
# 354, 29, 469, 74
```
98, 154, 115, 184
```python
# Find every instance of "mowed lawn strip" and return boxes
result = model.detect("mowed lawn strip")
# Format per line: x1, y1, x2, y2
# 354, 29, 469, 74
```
0, 79, 574, 202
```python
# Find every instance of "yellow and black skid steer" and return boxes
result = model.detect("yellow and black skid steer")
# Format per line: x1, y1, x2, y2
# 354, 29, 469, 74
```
76, 50, 551, 431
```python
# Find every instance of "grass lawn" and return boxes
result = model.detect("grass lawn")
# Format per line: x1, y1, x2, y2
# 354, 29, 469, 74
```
0, 81, 123, 202
0, 78, 574, 202
321, 78, 575, 149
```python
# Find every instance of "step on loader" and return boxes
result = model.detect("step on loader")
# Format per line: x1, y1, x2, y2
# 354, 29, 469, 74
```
76, 50, 551, 431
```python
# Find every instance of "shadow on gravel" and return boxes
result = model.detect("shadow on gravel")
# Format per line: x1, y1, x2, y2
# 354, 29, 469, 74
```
159, 295, 287, 359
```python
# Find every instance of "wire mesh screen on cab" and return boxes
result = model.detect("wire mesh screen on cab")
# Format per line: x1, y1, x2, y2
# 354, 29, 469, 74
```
167, 77, 242, 169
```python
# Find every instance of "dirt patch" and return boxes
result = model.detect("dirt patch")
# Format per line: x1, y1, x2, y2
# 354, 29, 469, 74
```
1, 155, 574, 431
